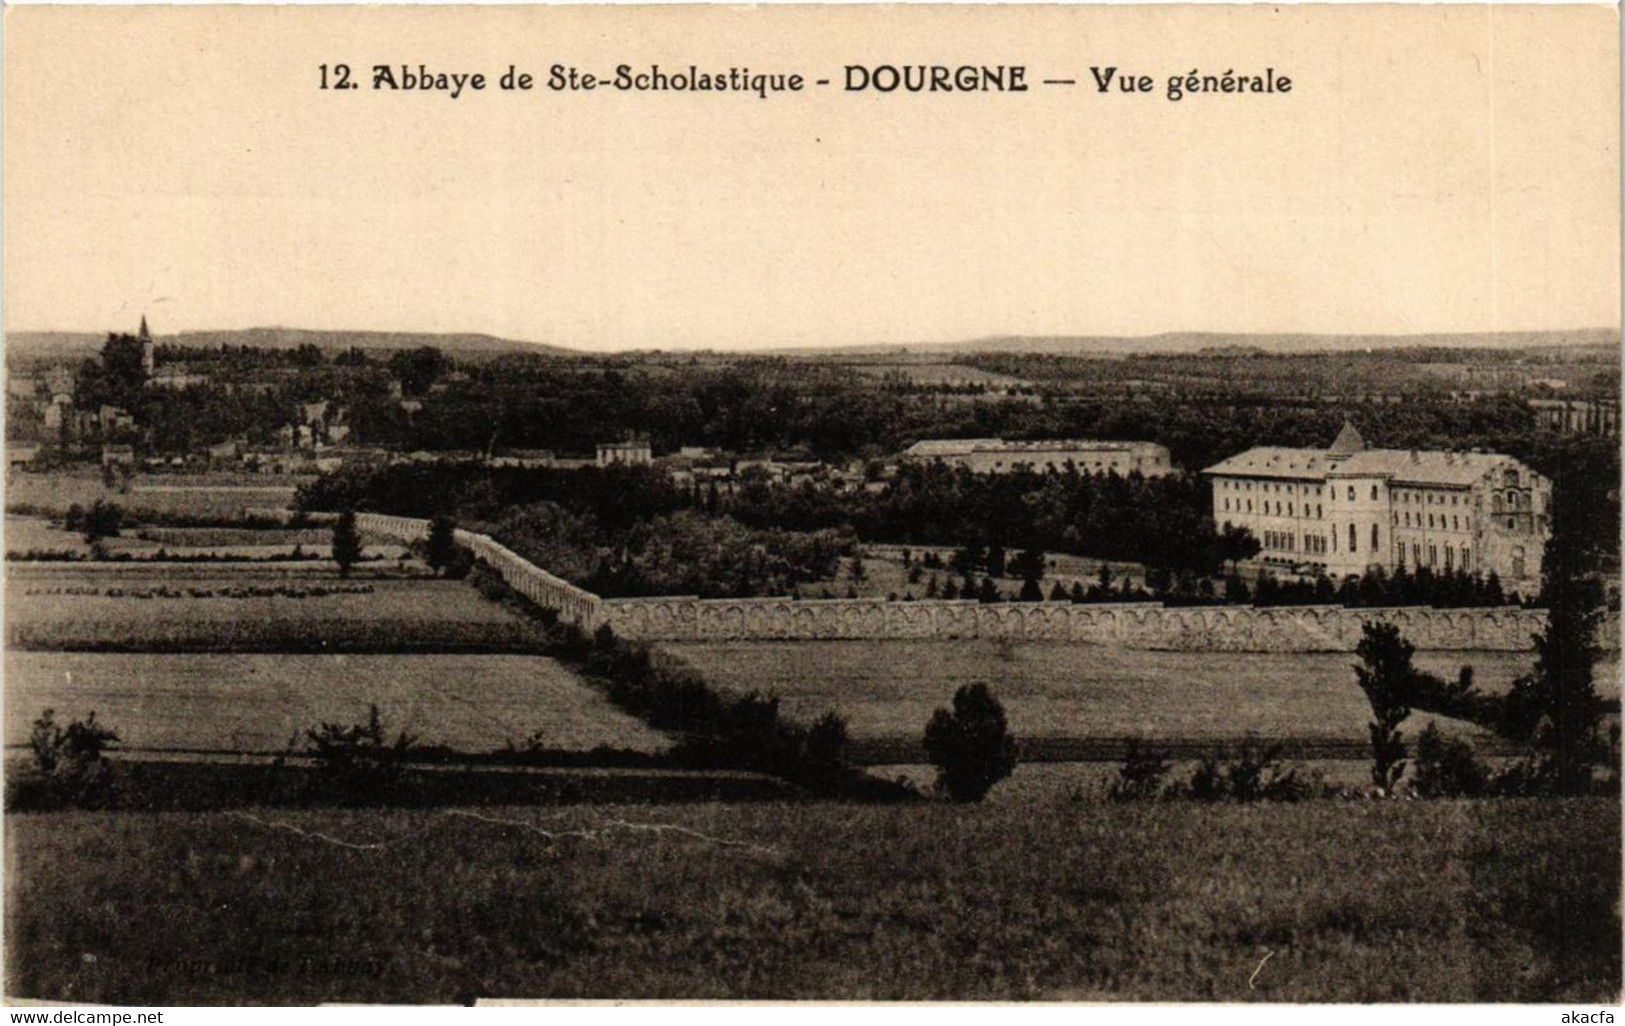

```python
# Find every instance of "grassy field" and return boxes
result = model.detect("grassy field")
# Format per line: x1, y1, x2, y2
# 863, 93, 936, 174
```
4, 652, 670, 755
6, 567, 547, 652
6, 472, 306, 519
5, 798, 1615, 1003
666, 641, 1617, 749
5, 516, 409, 561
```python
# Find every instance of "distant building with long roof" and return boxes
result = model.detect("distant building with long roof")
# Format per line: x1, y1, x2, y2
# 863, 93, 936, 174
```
900, 438, 1173, 477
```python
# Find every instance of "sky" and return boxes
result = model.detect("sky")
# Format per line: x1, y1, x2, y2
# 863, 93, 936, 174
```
4, 4, 1619, 351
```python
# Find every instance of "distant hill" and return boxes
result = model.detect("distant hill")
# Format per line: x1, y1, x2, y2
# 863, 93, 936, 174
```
7, 325, 1617, 364
774, 328, 1621, 357
5, 327, 575, 363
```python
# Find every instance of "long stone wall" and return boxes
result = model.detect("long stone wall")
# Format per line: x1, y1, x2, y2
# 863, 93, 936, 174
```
351, 512, 604, 632
602, 596, 1619, 652
315, 511, 1620, 653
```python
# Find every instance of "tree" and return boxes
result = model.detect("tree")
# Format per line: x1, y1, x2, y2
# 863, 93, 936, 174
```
950, 542, 983, 576
426, 513, 457, 576
1504, 483, 1609, 793
99, 332, 147, 400
1019, 576, 1044, 602
1353, 622, 1416, 793
986, 545, 1007, 578
1011, 547, 1046, 581
82, 499, 123, 544
387, 346, 449, 396
332, 510, 364, 578
803, 711, 851, 794
923, 684, 1018, 802
1217, 523, 1262, 573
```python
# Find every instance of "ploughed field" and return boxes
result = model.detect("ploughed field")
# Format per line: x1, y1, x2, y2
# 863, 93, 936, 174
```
6, 798, 1615, 1003
666, 640, 1619, 758
4, 652, 669, 755
5, 565, 547, 653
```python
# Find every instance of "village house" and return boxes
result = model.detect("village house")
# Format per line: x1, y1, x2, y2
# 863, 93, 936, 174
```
597, 437, 653, 467
1203, 422, 1550, 586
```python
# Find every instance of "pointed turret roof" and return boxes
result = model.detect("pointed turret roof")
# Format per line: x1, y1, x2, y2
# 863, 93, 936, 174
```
138, 315, 151, 340
1327, 420, 1366, 457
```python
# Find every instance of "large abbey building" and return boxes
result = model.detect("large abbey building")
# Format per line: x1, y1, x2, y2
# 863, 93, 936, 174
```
1203, 422, 1549, 586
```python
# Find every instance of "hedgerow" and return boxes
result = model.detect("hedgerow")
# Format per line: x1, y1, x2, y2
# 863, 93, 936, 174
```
466, 561, 913, 801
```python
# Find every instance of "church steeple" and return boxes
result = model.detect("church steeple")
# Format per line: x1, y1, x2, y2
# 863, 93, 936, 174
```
1328, 419, 1366, 457
138, 315, 155, 378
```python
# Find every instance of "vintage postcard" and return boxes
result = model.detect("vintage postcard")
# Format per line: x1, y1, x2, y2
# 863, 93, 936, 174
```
2, 2, 1620, 1008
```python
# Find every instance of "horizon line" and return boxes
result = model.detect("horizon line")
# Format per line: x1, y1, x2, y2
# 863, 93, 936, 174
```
4, 323, 1620, 356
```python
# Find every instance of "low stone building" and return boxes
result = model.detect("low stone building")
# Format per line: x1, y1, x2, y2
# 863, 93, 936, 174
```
900, 438, 1174, 477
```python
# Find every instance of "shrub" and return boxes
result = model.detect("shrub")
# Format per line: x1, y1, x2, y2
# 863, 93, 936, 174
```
82, 499, 123, 544
503, 728, 549, 758
27, 708, 120, 807
426, 514, 458, 577
304, 704, 419, 805
1411, 723, 1490, 798
1178, 740, 1308, 803
803, 711, 851, 791
331, 510, 364, 578
923, 684, 1018, 802
1109, 740, 1170, 802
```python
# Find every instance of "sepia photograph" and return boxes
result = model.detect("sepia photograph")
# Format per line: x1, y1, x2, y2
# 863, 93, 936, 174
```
2, 2, 1621, 1008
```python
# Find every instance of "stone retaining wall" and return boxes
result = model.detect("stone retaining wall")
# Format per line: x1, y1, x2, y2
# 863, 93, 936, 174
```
324, 512, 1621, 652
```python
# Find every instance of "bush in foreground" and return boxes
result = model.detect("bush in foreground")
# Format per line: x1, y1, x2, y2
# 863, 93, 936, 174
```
24, 708, 120, 808
1108, 740, 1171, 802
304, 704, 420, 806
923, 684, 1018, 802
1411, 722, 1491, 798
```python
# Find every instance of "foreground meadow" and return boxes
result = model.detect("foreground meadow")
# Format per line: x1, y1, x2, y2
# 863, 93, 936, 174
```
667, 641, 1603, 753
5, 798, 1615, 1003
4, 652, 670, 755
